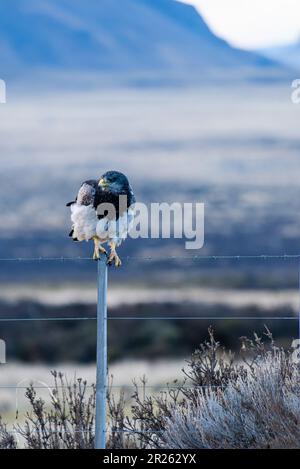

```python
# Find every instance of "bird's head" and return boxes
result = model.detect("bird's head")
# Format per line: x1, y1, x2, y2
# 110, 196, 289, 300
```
98, 171, 130, 194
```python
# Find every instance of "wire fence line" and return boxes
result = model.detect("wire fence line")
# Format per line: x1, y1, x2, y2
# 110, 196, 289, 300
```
0, 385, 237, 389
0, 253, 298, 323
0, 316, 297, 323
0, 384, 225, 390
0, 316, 95, 323
0, 253, 299, 262
107, 316, 298, 321
7, 428, 163, 435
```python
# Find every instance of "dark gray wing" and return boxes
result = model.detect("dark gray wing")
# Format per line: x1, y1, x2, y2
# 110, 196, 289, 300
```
67, 180, 98, 207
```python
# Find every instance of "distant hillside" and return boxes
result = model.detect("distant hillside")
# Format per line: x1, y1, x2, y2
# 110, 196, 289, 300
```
0, 0, 284, 81
261, 38, 300, 70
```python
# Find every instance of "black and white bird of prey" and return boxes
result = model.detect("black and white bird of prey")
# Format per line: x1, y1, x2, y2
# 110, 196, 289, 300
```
67, 171, 135, 266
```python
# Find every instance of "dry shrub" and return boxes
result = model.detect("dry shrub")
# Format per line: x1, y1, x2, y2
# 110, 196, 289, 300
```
160, 329, 300, 449
0, 328, 299, 449
0, 418, 17, 449
16, 371, 96, 449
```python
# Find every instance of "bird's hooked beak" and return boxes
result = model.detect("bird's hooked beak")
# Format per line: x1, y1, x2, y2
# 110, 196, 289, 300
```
99, 177, 109, 189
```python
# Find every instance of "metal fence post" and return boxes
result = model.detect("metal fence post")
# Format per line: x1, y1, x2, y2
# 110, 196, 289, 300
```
95, 256, 108, 449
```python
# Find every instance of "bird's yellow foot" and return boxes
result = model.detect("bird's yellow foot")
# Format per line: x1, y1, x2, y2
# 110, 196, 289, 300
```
98, 245, 107, 255
92, 238, 107, 261
93, 246, 100, 261
107, 250, 122, 267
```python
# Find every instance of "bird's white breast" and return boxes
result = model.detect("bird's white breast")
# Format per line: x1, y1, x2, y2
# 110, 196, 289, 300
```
71, 204, 135, 246
71, 204, 98, 241
96, 206, 135, 246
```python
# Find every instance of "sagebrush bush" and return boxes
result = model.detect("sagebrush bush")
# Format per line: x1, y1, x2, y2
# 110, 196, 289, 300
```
1, 371, 96, 449
122, 328, 300, 449
0, 418, 17, 449
161, 350, 300, 449
0, 328, 299, 449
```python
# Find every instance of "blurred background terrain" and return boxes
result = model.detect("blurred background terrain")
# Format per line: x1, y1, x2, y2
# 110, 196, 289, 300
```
0, 0, 299, 420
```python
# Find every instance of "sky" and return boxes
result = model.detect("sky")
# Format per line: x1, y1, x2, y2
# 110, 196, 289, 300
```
184, 0, 300, 49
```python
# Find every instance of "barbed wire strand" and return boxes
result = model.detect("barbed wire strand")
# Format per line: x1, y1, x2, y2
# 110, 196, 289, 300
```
8, 428, 163, 435
0, 316, 297, 323
0, 254, 299, 262
0, 384, 225, 390
107, 316, 297, 321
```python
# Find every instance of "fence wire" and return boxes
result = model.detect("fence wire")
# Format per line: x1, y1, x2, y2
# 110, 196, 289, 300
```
0, 254, 298, 321
0, 254, 299, 262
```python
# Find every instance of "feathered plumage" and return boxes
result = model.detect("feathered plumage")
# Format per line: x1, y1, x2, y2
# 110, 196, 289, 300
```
67, 171, 135, 266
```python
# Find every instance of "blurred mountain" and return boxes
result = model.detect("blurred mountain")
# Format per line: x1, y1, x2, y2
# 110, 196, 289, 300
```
0, 0, 285, 82
260, 38, 300, 70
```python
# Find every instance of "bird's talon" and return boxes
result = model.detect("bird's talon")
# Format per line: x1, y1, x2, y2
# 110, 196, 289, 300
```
92, 238, 107, 260
107, 252, 122, 267
93, 251, 100, 261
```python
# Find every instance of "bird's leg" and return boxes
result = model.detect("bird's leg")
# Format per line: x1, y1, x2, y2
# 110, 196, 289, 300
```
107, 242, 122, 267
92, 236, 107, 260
93, 237, 100, 260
